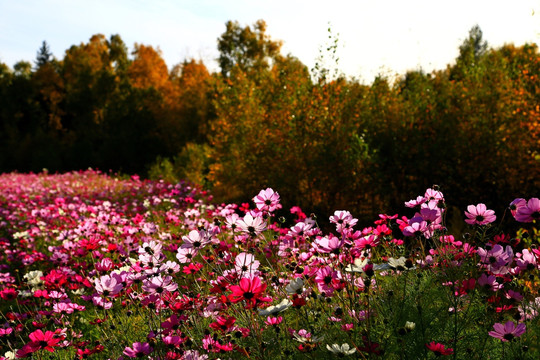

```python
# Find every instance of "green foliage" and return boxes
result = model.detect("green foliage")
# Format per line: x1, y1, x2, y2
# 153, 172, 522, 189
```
148, 143, 212, 188
217, 19, 283, 78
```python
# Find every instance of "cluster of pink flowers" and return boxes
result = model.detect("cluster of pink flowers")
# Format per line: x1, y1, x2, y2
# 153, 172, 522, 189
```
0, 172, 537, 359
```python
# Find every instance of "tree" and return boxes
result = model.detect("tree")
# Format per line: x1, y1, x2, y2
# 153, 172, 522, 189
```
128, 44, 169, 90
13, 61, 32, 78
217, 19, 283, 77
35, 41, 53, 68
450, 25, 488, 80
459, 25, 488, 60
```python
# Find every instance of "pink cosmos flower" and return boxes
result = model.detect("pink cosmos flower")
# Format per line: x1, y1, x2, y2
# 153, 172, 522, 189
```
402, 221, 428, 237
464, 203, 496, 225
142, 275, 178, 294
95, 258, 114, 272
477, 244, 513, 275
161, 314, 187, 335
138, 240, 163, 257
405, 196, 426, 208
424, 188, 444, 205
94, 274, 123, 296
234, 252, 260, 278
225, 213, 240, 230
515, 198, 540, 222
314, 266, 340, 296
329, 210, 358, 233
265, 316, 283, 326
288, 220, 315, 238
176, 247, 198, 263
0, 288, 17, 300
181, 230, 211, 250
477, 273, 503, 292
182, 350, 209, 360
123, 342, 153, 357
515, 249, 538, 272
509, 198, 527, 219
353, 234, 380, 250
92, 295, 113, 309
314, 235, 343, 254
253, 188, 281, 212
488, 321, 526, 342
52, 302, 80, 314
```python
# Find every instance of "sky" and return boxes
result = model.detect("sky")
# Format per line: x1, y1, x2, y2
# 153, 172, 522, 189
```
0, 0, 539, 84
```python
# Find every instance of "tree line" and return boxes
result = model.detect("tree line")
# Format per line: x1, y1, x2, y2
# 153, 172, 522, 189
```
0, 21, 538, 225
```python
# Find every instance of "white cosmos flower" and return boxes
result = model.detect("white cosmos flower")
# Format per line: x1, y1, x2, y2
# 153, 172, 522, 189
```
285, 278, 304, 295
237, 213, 266, 235
293, 332, 324, 343
23, 270, 44, 288
405, 321, 416, 331
388, 257, 415, 270
326, 343, 357, 355
345, 257, 368, 273
258, 298, 292, 316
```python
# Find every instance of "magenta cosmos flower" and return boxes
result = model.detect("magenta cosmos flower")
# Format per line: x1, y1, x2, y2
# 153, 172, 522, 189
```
464, 203, 496, 225
425, 341, 453, 356
123, 342, 153, 358
515, 198, 540, 223
488, 321, 526, 342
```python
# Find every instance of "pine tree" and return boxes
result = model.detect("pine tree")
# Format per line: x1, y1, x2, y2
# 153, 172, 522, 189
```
35, 41, 52, 68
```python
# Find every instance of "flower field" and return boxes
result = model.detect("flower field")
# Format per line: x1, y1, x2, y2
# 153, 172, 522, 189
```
0, 171, 539, 359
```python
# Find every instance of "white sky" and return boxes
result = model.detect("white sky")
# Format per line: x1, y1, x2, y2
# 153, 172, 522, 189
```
0, 0, 539, 84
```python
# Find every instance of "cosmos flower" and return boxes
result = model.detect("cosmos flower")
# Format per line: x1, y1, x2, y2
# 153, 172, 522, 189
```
17, 329, 63, 357
123, 342, 153, 358
234, 252, 260, 278
258, 298, 292, 316
515, 198, 540, 223
425, 341, 453, 356
464, 203, 496, 225
326, 343, 357, 355
285, 277, 304, 295
253, 188, 281, 212
237, 213, 267, 235
488, 321, 526, 342
329, 210, 358, 232
142, 275, 178, 294
229, 276, 271, 308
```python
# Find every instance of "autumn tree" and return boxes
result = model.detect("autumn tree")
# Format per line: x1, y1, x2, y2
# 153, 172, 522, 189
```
171, 59, 213, 143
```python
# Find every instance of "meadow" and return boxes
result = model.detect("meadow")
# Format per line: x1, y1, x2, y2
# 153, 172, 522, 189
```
0, 170, 538, 359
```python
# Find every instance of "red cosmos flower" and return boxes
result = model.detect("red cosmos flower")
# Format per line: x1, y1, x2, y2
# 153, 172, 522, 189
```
0, 288, 18, 300
209, 316, 236, 333
292, 295, 307, 308
17, 329, 63, 357
228, 277, 271, 308
425, 341, 453, 356
357, 336, 382, 355
182, 263, 203, 274
41, 269, 68, 290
